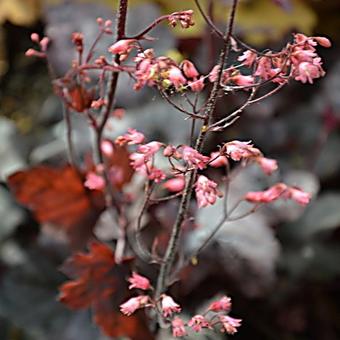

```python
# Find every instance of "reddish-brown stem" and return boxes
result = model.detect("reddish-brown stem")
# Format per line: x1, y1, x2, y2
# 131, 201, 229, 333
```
160, 90, 205, 120
155, 0, 239, 304
89, 0, 130, 262
85, 30, 105, 63
95, 0, 129, 206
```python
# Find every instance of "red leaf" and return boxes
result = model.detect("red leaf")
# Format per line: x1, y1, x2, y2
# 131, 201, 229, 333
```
67, 85, 94, 112
7, 165, 105, 248
59, 242, 153, 339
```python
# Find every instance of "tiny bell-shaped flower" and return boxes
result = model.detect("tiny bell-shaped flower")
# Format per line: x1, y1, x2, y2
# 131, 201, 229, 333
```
120, 295, 149, 316
160, 294, 181, 317
172, 317, 187, 337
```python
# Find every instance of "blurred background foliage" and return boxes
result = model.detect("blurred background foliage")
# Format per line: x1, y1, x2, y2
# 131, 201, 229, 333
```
0, 0, 340, 339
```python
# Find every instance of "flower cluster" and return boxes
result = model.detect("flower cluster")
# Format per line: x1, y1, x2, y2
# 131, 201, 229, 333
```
120, 272, 241, 338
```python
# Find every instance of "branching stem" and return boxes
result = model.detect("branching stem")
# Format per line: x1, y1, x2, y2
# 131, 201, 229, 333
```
155, 0, 239, 302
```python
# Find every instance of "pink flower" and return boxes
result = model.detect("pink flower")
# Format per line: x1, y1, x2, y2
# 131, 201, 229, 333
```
294, 33, 317, 46
294, 59, 325, 84
163, 176, 185, 192
168, 66, 187, 89
84, 172, 105, 190
223, 140, 261, 161
208, 296, 232, 312
181, 60, 199, 78
231, 74, 255, 87
30, 33, 40, 43
115, 128, 145, 146
209, 151, 228, 168
238, 50, 257, 67
101, 140, 114, 157
147, 167, 166, 183
218, 315, 242, 334
138, 141, 162, 155
256, 157, 278, 175
128, 272, 151, 290
209, 65, 220, 82
108, 39, 136, 56
254, 56, 273, 80
188, 315, 210, 332
129, 140, 164, 181
172, 317, 187, 337
25, 48, 46, 58
160, 294, 181, 317
245, 183, 288, 204
189, 77, 205, 92
181, 146, 209, 170
120, 295, 149, 316
195, 175, 223, 208
284, 187, 311, 206
130, 152, 147, 170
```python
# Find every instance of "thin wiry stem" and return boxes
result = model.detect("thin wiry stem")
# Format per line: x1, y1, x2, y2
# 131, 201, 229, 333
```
154, 0, 240, 303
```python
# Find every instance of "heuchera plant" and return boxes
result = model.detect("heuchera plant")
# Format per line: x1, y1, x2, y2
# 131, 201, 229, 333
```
23, 0, 331, 338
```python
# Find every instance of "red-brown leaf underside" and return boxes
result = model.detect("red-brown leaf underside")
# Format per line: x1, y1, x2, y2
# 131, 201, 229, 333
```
59, 242, 153, 339
7, 165, 105, 248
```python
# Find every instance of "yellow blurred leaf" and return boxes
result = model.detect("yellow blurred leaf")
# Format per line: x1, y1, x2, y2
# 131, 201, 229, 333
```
0, 0, 41, 26
230, 0, 317, 45
0, 28, 8, 76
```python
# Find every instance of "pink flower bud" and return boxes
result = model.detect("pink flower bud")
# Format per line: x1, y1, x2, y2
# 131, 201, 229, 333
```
314, 36, 331, 48
30, 33, 40, 43
284, 187, 311, 206
101, 140, 114, 157
96, 17, 104, 26
245, 183, 288, 204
